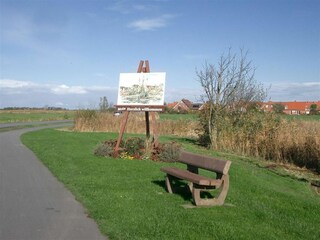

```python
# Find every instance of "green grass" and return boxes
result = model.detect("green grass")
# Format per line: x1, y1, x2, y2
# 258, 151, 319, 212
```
21, 129, 320, 240
279, 114, 320, 122
0, 110, 74, 123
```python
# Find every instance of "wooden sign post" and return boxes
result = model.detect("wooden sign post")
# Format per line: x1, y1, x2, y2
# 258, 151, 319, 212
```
114, 60, 161, 156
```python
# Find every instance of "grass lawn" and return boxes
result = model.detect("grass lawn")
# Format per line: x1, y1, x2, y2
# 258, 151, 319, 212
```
21, 129, 320, 240
280, 114, 320, 122
0, 110, 74, 123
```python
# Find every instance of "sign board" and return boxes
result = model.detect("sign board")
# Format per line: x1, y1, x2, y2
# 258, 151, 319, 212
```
117, 72, 166, 107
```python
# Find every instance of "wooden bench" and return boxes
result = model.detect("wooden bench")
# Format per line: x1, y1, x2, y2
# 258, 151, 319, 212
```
160, 151, 231, 206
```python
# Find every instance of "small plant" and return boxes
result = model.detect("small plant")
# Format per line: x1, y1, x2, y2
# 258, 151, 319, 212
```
93, 139, 122, 157
103, 139, 119, 148
119, 152, 134, 160
124, 137, 145, 158
154, 141, 182, 162
63, 112, 70, 119
93, 143, 114, 157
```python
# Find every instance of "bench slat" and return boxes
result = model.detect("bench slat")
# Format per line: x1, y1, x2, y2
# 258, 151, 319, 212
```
161, 167, 222, 187
179, 151, 231, 175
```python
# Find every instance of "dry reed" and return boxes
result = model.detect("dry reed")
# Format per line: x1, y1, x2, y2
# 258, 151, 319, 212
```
73, 110, 200, 137
214, 114, 320, 173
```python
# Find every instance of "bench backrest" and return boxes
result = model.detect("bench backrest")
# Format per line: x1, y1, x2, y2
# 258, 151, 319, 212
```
179, 151, 231, 175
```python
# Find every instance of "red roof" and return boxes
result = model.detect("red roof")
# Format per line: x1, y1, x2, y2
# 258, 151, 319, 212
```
262, 101, 320, 112
167, 102, 178, 109
181, 99, 193, 108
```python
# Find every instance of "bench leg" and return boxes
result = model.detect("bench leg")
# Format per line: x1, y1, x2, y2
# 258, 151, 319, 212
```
192, 175, 230, 206
165, 175, 173, 193
166, 175, 193, 194
188, 182, 193, 193
216, 175, 230, 204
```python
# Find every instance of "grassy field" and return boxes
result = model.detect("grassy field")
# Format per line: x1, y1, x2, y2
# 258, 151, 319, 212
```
2, 109, 318, 123
279, 114, 320, 121
0, 110, 74, 123
21, 129, 320, 240
159, 112, 199, 121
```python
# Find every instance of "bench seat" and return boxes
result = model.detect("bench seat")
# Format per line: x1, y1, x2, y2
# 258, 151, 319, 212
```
160, 151, 231, 206
161, 167, 222, 187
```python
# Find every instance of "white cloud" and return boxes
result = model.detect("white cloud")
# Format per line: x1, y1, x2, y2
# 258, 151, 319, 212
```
1, 79, 116, 95
128, 14, 175, 31
0, 79, 37, 88
271, 81, 320, 90
107, 1, 149, 14
269, 81, 320, 101
0, 79, 118, 108
51, 84, 88, 95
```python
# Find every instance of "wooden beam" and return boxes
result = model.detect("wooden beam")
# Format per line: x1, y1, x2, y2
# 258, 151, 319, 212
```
114, 111, 130, 156
145, 111, 150, 139
137, 60, 144, 73
151, 112, 159, 148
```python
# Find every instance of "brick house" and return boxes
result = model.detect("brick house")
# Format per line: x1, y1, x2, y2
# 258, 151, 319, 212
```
167, 99, 203, 112
262, 101, 320, 115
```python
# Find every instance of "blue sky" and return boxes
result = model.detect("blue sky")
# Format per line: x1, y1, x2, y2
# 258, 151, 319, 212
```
1, 0, 319, 109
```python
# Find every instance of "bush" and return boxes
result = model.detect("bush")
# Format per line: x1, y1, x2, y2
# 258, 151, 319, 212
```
154, 142, 182, 162
94, 139, 121, 157
93, 143, 114, 157
124, 137, 145, 158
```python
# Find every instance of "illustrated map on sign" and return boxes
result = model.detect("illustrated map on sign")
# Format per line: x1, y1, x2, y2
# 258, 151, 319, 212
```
117, 72, 166, 106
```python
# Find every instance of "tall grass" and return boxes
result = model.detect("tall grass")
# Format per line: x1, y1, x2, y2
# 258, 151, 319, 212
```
202, 112, 320, 174
74, 110, 199, 137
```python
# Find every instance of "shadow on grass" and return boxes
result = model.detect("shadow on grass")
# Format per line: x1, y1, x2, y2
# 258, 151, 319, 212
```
153, 179, 218, 203
177, 137, 198, 145
160, 136, 202, 146
152, 180, 192, 201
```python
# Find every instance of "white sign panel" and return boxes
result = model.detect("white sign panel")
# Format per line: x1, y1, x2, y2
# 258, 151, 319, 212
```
117, 72, 166, 106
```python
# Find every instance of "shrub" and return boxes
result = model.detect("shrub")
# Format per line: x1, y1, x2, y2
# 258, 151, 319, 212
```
124, 137, 145, 158
93, 143, 114, 157
94, 139, 122, 157
154, 142, 182, 162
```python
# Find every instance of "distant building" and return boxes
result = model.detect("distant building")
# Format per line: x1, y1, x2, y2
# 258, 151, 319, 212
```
261, 101, 320, 115
167, 99, 203, 112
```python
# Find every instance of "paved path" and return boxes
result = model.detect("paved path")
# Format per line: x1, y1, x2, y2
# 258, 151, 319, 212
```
0, 123, 106, 240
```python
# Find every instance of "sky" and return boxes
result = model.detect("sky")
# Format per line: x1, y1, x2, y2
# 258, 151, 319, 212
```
0, 0, 319, 109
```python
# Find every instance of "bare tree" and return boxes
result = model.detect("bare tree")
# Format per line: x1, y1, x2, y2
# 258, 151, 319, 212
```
196, 49, 267, 149
99, 96, 109, 112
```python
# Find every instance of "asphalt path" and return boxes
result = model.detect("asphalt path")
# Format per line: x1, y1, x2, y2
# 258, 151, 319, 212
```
0, 122, 106, 240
